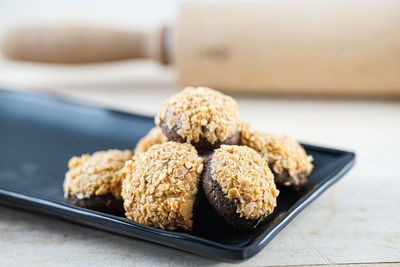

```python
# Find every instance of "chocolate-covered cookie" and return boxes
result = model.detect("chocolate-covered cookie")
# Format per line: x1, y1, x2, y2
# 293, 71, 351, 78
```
155, 87, 241, 153
202, 145, 279, 229
122, 142, 203, 231
240, 127, 313, 187
134, 127, 168, 154
68, 194, 124, 215
63, 149, 132, 216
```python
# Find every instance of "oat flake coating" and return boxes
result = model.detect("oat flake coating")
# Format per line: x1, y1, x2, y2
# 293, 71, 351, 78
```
122, 142, 203, 231
134, 127, 168, 154
211, 145, 279, 219
63, 149, 132, 199
240, 128, 313, 181
155, 87, 241, 145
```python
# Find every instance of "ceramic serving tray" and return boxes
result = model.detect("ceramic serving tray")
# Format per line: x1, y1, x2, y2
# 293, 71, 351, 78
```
0, 89, 355, 261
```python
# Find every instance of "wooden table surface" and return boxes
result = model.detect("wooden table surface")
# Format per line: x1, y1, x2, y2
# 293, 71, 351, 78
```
0, 2, 399, 266
0, 58, 399, 267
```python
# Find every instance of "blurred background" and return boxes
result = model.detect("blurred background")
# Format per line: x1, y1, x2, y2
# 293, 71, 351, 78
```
0, 0, 399, 141
0, 0, 399, 266
0, 0, 179, 115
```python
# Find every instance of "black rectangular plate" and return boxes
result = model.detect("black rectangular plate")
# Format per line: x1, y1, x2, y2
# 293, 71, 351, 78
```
0, 89, 355, 261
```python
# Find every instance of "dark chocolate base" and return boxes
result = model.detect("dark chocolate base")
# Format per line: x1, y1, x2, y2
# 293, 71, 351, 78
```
269, 163, 308, 188
68, 193, 125, 216
201, 156, 260, 229
160, 121, 240, 154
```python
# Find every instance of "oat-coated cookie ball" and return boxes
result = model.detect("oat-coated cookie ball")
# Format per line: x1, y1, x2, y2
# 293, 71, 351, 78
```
240, 126, 313, 187
155, 87, 241, 153
63, 149, 132, 215
202, 145, 279, 229
134, 127, 168, 154
122, 142, 203, 231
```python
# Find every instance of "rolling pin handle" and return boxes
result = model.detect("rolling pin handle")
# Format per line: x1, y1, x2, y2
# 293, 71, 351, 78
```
1, 26, 169, 64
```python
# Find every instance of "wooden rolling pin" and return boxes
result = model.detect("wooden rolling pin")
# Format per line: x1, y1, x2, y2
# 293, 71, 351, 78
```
2, 1, 400, 95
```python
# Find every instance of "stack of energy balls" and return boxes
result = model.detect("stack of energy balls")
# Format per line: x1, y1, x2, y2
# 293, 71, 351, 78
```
63, 87, 313, 230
